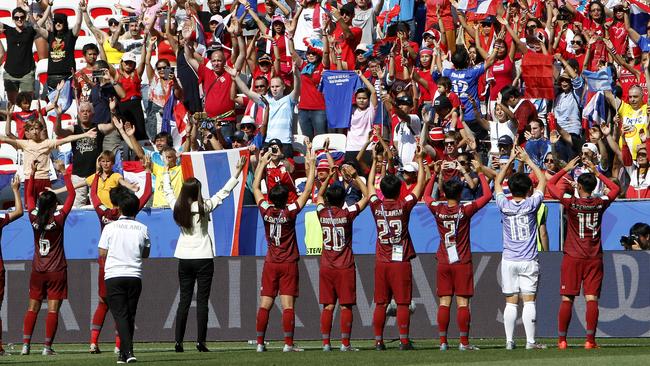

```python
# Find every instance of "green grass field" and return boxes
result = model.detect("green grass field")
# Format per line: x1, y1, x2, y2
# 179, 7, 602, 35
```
3, 338, 650, 365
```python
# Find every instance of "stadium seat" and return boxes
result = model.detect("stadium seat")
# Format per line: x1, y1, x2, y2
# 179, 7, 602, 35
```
35, 59, 48, 92
92, 14, 114, 32
88, 0, 116, 19
52, 4, 77, 17
312, 133, 347, 153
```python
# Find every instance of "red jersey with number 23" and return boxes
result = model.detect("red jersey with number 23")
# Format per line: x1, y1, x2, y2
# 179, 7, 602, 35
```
259, 200, 300, 263
317, 203, 361, 269
369, 194, 418, 263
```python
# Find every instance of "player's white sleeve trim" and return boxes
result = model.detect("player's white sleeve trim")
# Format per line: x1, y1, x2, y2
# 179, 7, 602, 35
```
405, 194, 414, 202
348, 204, 358, 212
288, 203, 298, 211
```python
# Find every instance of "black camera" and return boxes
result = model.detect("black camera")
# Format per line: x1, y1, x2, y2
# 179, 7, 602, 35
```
200, 121, 215, 131
271, 146, 279, 154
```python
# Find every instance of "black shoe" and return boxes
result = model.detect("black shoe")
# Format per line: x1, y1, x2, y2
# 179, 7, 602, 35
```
374, 342, 386, 351
116, 351, 126, 364
125, 351, 137, 363
196, 342, 210, 352
399, 342, 415, 351
174, 343, 184, 353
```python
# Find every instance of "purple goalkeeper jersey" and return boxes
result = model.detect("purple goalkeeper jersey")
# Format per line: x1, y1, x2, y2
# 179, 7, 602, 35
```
496, 190, 544, 261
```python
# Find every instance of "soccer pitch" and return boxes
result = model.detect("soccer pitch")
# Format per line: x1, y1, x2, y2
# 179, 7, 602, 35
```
3, 338, 650, 365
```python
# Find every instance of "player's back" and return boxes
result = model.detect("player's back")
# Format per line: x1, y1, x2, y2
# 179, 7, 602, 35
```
369, 194, 418, 263
496, 191, 543, 261
562, 195, 612, 259
259, 201, 300, 263
317, 204, 361, 269
429, 201, 480, 264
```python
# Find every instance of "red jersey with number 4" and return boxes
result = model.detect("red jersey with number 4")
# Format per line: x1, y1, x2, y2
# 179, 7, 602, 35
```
317, 203, 361, 269
26, 175, 75, 273
259, 200, 300, 263
0, 213, 11, 273
369, 194, 418, 263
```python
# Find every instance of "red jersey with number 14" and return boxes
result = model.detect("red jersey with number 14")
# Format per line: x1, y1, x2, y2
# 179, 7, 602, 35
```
561, 195, 613, 259
317, 203, 361, 269
369, 194, 418, 263
259, 200, 300, 263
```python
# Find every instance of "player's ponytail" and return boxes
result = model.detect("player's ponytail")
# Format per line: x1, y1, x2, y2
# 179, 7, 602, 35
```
36, 191, 58, 233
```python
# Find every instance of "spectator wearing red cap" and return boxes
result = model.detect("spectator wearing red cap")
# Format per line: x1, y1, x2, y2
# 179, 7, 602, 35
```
425, 0, 454, 54
294, 36, 329, 139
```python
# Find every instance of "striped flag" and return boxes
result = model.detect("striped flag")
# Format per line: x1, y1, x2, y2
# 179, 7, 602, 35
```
628, 0, 650, 38
161, 88, 188, 150
583, 91, 608, 128
0, 158, 17, 195
46, 77, 73, 117
180, 149, 250, 256
457, 0, 499, 15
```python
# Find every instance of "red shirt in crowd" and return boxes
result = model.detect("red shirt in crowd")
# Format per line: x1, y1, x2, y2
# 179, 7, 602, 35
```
333, 25, 362, 70
298, 63, 327, 110
198, 63, 235, 120
265, 162, 298, 204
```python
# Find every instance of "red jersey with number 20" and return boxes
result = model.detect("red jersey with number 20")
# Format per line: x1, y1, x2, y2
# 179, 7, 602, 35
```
259, 200, 300, 263
369, 194, 418, 263
317, 203, 361, 269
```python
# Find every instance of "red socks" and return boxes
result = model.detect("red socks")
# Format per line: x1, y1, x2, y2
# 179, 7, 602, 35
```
45, 312, 58, 347
437, 305, 450, 345
320, 308, 333, 346
282, 308, 295, 346
397, 305, 410, 344
340, 307, 353, 347
586, 300, 599, 343
23, 310, 38, 345
457, 306, 471, 346
255, 307, 269, 345
558, 300, 573, 343
91, 301, 109, 344
372, 304, 387, 344
115, 329, 121, 348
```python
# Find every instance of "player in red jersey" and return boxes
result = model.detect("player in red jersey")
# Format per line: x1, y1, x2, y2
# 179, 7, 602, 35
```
21, 161, 76, 356
424, 159, 491, 351
0, 175, 24, 356
253, 143, 315, 353
547, 157, 620, 350
368, 147, 425, 351
316, 164, 369, 352
88, 162, 152, 354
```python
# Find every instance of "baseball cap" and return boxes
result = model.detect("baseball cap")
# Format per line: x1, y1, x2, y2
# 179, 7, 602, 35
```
498, 135, 514, 146
271, 15, 285, 24
258, 53, 272, 64
267, 138, 282, 148
434, 95, 452, 111
355, 43, 370, 54
210, 14, 223, 24
429, 127, 445, 141
340, 2, 356, 16
121, 52, 137, 63
240, 115, 256, 126
231, 131, 246, 142
582, 142, 598, 155
316, 159, 330, 171
558, 71, 572, 81
403, 162, 418, 173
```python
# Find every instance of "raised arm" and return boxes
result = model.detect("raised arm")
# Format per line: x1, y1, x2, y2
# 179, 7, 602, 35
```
547, 156, 579, 199
7, 174, 24, 221
225, 64, 263, 103
519, 145, 546, 193
367, 149, 378, 196
494, 150, 516, 196
316, 168, 336, 205
411, 148, 427, 199
60, 173, 77, 216
72, 0, 85, 37
253, 151, 271, 204
54, 127, 97, 147
296, 141, 316, 209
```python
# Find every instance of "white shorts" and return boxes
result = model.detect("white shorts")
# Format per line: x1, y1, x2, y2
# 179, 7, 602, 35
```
501, 258, 539, 295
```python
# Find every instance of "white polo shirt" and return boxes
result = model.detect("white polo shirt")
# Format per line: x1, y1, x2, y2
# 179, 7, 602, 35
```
98, 216, 151, 280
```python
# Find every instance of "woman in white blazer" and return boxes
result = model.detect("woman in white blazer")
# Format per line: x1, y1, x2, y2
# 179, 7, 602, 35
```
163, 156, 246, 353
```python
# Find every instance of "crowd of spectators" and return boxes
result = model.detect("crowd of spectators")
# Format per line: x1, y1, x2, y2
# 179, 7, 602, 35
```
1, 0, 650, 212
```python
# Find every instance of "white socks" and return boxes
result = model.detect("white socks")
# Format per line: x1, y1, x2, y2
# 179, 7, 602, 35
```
522, 301, 536, 344
503, 303, 518, 343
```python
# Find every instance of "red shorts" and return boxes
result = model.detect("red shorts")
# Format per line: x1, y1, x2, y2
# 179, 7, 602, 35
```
436, 262, 474, 297
374, 261, 412, 305
29, 270, 68, 300
560, 255, 603, 297
319, 266, 356, 305
98, 260, 107, 299
260, 261, 299, 297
